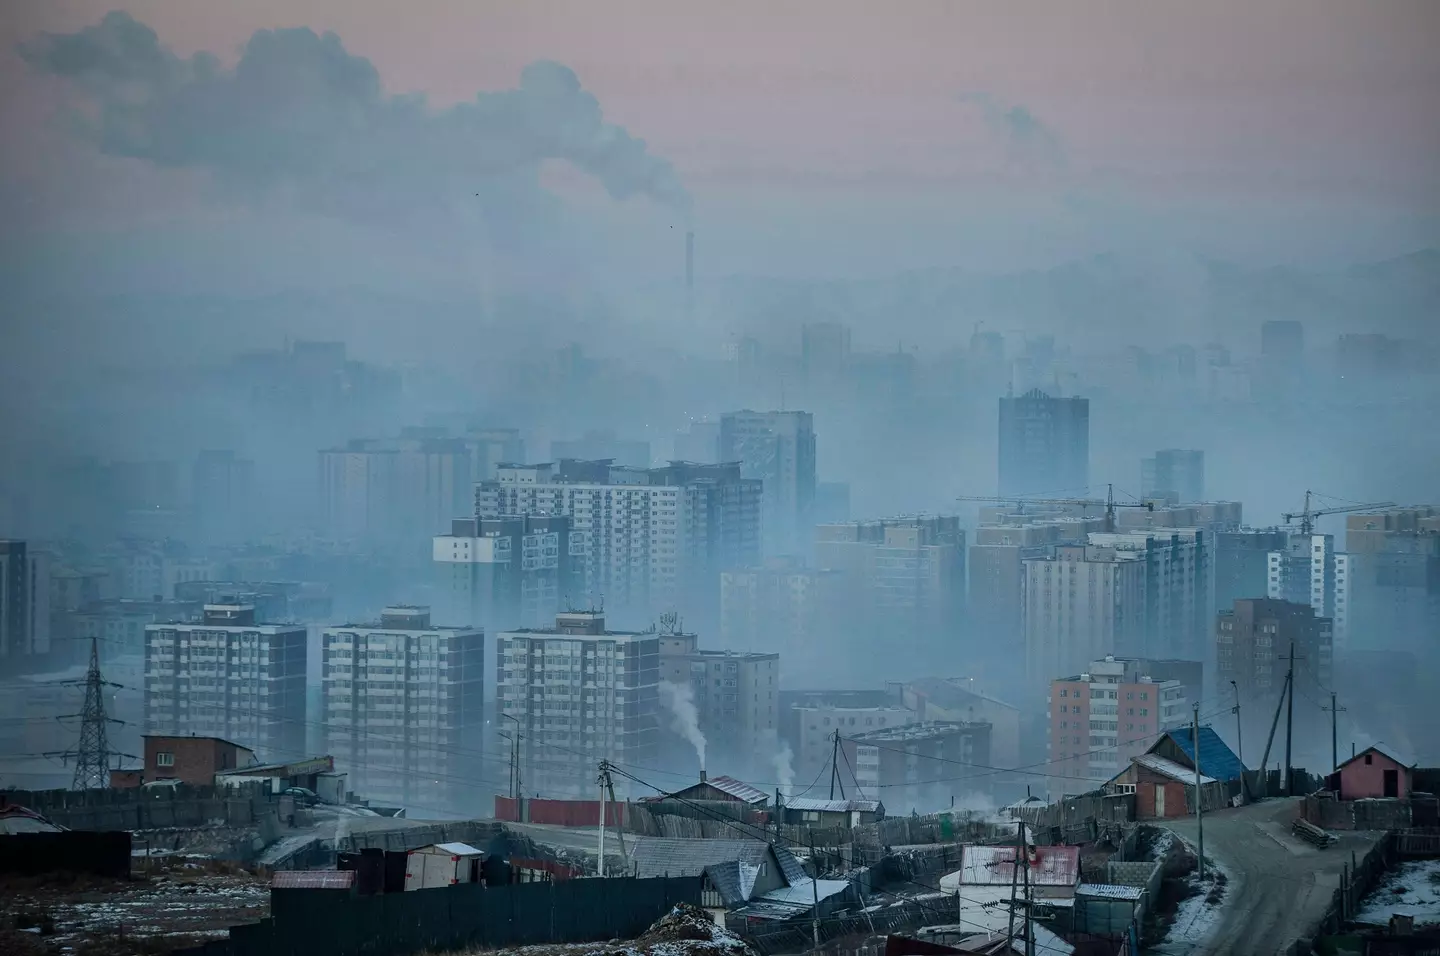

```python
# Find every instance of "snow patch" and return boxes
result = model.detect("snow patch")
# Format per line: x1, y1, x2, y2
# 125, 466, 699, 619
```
1356, 859, 1440, 926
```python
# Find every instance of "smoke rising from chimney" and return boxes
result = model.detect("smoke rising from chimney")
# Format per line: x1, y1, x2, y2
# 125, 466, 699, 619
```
659, 680, 706, 769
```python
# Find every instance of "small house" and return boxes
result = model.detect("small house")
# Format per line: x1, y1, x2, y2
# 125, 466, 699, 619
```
404, 842, 484, 890
1332, 743, 1415, 800
777, 796, 885, 828
940, 844, 1080, 937
629, 837, 808, 922
1106, 753, 1218, 819
648, 772, 770, 809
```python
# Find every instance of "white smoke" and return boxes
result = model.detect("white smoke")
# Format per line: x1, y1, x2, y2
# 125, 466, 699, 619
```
762, 729, 795, 796
659, 680, 706, 769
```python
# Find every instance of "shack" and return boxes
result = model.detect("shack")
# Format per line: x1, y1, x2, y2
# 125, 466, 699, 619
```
777, 796, 884, 828
1330, 743, 1414, 800
404, 842, 484, 890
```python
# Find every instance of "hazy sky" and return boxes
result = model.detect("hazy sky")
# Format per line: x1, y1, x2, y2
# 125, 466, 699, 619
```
3, 0, 1438, 286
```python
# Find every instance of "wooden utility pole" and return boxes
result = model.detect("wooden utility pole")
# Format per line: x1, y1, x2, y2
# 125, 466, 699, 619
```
1257, 672, 1291, 798
1284, 642, 1296, 796
1006, 819, 1021, 942
1323, 692, 1347, 772
1020, 820, 1034, 956
597, 761, 608, 878
1193, 704, 1205, 881
828, 729, 846, 801
1230, 679, 1246, 800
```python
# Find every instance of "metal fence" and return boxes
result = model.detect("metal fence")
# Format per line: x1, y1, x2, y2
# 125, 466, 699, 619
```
173, 876, 701, 956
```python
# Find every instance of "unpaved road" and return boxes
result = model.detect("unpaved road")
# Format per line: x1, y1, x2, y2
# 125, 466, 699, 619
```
1155, 797, 1384, 956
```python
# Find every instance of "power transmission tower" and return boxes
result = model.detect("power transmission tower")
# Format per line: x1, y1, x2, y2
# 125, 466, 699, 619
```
60, 637, 131, 789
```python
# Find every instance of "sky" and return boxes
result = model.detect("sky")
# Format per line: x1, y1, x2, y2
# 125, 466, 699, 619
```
2, 0, 1438, 289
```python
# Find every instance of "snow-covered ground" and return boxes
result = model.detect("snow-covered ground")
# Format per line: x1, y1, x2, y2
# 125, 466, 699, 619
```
1156, 834, 1229, 951
1356, 859, 1440, 926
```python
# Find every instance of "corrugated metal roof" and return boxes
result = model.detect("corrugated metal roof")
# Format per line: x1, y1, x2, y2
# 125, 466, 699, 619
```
428, 842, 483, 856
1160, 726, 1245, 782
957, 844, 1080, 887
632, 838, 772, 879
706, 775, 770, 805
783, 797, 883, 813
271, 870, 355, 889
1077, 882, 1144, 901
756, 878, 851, 907
1134, 754, 1217, 786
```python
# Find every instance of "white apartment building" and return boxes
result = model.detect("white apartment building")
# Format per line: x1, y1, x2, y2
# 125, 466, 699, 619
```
1268, 533, 1347, 649
658, 631, 779, 774
321, 606, 484, 813
1022, 545, 1146, 689
792, 704, 915, 781
476, 461, 760, 620
496, 612, 659, 799
1087, 529, 1210, 663
145, 604, 307, 760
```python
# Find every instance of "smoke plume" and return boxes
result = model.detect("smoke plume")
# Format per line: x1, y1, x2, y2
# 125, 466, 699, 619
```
772, 742, 796, 796
659, 680, 706, 769
959, 91, 1065, 174
20, 12, 691, 230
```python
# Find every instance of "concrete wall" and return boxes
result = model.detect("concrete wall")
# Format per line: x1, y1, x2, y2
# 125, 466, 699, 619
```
7, 785, 269, 831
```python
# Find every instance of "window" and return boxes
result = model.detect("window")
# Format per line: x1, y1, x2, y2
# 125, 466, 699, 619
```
1060, 689, 1068, 697
156, 752, 175, 767
1365, 754, 1373, 765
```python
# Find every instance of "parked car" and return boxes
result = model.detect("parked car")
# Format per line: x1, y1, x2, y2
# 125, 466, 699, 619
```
283, 787, 318, 806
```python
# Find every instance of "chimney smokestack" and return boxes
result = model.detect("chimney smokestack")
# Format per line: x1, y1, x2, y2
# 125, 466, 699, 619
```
685, 230, 694, 295
699, 768, 706, 784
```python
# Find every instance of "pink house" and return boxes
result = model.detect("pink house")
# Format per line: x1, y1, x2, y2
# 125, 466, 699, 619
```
1333, 743, 1414, 800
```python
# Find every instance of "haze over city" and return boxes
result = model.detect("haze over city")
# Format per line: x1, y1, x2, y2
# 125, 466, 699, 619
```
1, 3, 1438, 953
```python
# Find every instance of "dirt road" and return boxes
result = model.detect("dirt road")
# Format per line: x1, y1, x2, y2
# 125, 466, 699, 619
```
1155, 797, 1384, 956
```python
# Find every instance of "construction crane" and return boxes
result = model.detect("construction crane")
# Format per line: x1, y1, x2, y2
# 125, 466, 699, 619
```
956, 484, 1154, 533
1282, 491, 1395, 536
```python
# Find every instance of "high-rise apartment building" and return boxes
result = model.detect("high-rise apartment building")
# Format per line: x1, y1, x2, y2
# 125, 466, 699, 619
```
1267, 533, 1343, 639
719, 411, 817, 556
495, 612, 659, 798
1022, 544, 1146, 687
815, 516, 965, 661
321, 607, 484, 812
1141, 450, 1205, 504
432, 516, 584, 631
319, 427, 524, 547
1088, 530, 1212, 663
801, 322, 852, 381
0, 540, 51, 658
1214, 529, 1290, 614
1047, 655, 1189, 796
144, 604, 307, 760
191, 450, 255, 544
1216, 598, 1332, 701
719, 557, 845, 656
792, 703, 915, 781
1342, 507, 1440, 657
476, 460, 761, 622
658, 630, 779, 774
997, 389, 1089, 498
550, 430, 651, 469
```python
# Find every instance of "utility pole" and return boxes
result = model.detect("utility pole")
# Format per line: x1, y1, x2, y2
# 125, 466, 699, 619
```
1193, 704, 1204, 881
1230, 680, 1246, 801
828, 729, 846, 801
597, 761, 608, 878
1006, 817, 1021, 943
1323, 693, 1347, 773
1021, 820, 1034, 956
1284, 642, 1295, 796
811, 838, 821, 950
1257, 671, 1291, 798
503, 713, 522, 804
603, 760, 627, 861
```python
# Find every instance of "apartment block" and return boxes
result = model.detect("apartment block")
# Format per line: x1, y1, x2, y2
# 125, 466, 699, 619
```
1141, 450, 1205, 504
998, 389, 1089, 498
0, 540, 51, 658
1267, 533, 1343, 643
432, 515, 584, 631
1047, 655, 1188, 797
321, 606, 484, 812
969, 516, 1107, 651
1216, 598, 1333, 702
495, 612, 659, 799
719, 557, 845, 656
1342, 507, 1440, 658
658, 630, 779, 774
719, 410, 817, 556
1088, 529, 1211, 663
1022, 544, 1146, 688
846, 721, 993, 814
144, 605, 307, 760
792, 703, 915, 781
476, 460, 761, 623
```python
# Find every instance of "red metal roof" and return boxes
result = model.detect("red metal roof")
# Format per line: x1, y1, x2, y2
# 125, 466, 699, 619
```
957, 844, 1080, 887
271, 870, 355, 889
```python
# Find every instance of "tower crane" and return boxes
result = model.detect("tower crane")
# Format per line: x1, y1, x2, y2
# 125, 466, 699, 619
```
1282, 491, 1395, 536
956, 483, 1154, 533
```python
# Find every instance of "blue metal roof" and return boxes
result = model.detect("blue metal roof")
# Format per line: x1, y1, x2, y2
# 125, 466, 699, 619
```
1158, 726, 1246, 782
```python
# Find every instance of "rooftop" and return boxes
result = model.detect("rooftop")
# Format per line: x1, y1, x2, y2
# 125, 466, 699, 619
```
1156, 725, 1245, 782
848, 720, 991, 743
1131, 754, 1218, 786
1339, 742, 1416, 771
1077, 883, 1145, 901
956, 845, 1080, 887
782, 797, 884, 814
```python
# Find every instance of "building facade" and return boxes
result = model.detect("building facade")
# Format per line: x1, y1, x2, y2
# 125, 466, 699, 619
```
1342, 507, 1440, 659
658, 630, 779, 776
321, 606, 484, 812
495, 612, 659, 798
1047, 656, 1188, 796
1267, 532, 1344, 643
144, 604, 307, 760
0, 540, 51, 658
998, 389, 1089, 498
1140, 450, 1205, 504
719, 558, 845, 656
476, 460, 761, 623
1215, 598, 1333, 702
1087, 530, 1211, 663
792, 704, 915, 781
846, 721, 993, 814
432, 515, 584, 631
719, 410, 817, 556
1022, 544, 1146, 688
